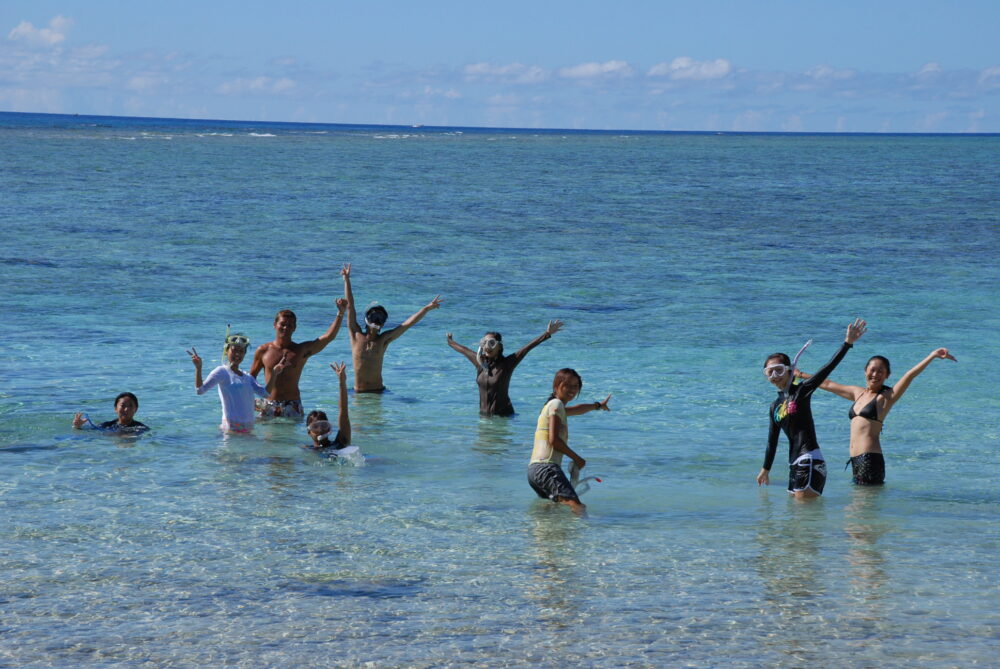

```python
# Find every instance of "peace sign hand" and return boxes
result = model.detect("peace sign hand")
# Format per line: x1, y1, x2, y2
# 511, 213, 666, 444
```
186, 347, 202, 369
273, 352, 290, 375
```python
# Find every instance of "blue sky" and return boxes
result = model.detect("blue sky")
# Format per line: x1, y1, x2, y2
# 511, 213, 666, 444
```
2, 1, 998, 132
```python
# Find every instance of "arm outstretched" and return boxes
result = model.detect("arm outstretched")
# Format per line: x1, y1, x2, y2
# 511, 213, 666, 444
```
446, 333, 479, 367
885, 348, 956, 413
383, 295, 443, 343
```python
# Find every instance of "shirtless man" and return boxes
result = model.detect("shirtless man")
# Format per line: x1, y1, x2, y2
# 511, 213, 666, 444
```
342, 263, 442, 392
249, 299, 348, 417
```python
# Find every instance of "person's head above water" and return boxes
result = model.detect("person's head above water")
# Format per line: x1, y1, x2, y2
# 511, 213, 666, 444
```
273, 309, 297, 339
113, 392, 139, 424
364, 305, 388, 333
864, 355, 891, 390
224, 332, 250, 365
548, 368, 583, 403
306, 410, 329, 428
763, 353, 793, 389
479, 332, 503, 359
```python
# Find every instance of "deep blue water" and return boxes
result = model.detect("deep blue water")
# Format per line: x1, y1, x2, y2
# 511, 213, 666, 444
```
1, 111, 998, 667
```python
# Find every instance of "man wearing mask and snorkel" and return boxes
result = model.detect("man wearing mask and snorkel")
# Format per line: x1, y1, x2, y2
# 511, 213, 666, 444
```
249, 297, 349, 418
341, 263, 442, 392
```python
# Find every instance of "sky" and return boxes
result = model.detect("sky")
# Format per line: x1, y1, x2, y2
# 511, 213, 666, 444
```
2, 1, 999, 132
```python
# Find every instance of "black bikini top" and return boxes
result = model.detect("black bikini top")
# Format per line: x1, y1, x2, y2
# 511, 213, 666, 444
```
849, 388, 888, 423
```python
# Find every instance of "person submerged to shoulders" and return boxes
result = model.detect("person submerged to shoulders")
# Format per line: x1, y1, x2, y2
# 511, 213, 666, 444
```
72, 392, 149, 434
303, 362, 361, 462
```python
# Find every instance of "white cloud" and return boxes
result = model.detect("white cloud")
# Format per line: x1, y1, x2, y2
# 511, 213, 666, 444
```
918, 62, 942, 76
558, 60, 633, 80
488, 93, 519, 106
978, 66, 1000, 88
7, 15, 72, 48
463, 62, 548, 84
805, 65, 856, 81
217, 76, 297, 95
648, 57, 731, 80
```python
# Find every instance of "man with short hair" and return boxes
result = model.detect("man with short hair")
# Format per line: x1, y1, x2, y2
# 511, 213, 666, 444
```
250, 298, 348, 417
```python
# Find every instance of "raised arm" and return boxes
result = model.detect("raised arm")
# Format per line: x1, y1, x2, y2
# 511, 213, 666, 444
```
331, 361, 351, 445
187, 347, 205, 389
446, 333, 479, 367
342, 263, 361, 337
512, 319, 564, 366
885, 348, 956, 411
383, 295, 443, 343
800, 318, 867, 392
302, 299, 348, 357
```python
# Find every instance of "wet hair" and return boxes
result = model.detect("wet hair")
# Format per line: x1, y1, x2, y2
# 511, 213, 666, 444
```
365, 305, 388, 328
764, 352, 791, 368
866, 355, 892, 375
306, 410, 329, 427
546, 368, 583, 403
274, 309, 297, 324
114, 392, 139, 410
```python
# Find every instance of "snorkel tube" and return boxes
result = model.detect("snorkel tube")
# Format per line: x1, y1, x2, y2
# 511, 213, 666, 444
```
569, 461, 604, 497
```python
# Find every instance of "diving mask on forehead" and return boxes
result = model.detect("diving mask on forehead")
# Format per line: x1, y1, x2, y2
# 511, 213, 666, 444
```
225, 334, 250, 349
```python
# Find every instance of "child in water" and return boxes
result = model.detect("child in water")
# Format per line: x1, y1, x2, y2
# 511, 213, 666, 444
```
527, 368, 611, 515
72, 392, 149, 433
305, 362, 352, 451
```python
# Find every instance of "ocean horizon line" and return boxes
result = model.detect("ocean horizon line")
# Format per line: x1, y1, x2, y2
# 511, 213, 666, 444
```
3, 109, 998, 138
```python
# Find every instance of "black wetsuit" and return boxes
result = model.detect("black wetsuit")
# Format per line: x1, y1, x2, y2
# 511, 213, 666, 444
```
97, 419, 149, 434
762, 342, 853, 473
476, 332, 550, 417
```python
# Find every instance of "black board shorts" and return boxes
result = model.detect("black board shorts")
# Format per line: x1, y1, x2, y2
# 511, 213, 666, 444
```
527, 462, 580, 503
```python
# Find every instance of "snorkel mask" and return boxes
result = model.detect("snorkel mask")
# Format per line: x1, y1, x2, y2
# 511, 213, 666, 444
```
476, 333, 502, 369
364, 305, 388, 331
222, 324, 250, 362
308, 419, 333, 442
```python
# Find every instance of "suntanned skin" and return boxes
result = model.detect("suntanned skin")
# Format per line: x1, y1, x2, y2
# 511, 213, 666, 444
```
546, 378, 612, 516
249, 299, 348, 402
341, 263, 442, 392
798, 347, 956, 458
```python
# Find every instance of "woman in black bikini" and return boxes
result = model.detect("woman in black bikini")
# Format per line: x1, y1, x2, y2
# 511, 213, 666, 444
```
798, 348, 956, 485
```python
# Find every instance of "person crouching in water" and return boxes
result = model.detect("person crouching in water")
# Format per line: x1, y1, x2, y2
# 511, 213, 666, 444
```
528, 368, 611, 515
305, 362, 352, 450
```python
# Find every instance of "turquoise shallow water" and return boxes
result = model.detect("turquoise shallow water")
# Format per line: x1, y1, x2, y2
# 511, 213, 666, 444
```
2, 112, 999, 666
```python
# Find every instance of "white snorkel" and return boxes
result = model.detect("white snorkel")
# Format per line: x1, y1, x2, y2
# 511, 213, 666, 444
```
569, 462, 604, 497
785, 338, 813, 394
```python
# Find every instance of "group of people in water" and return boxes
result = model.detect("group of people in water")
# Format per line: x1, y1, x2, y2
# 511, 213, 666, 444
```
73, 271, 955, 513
758, 318, 955, 499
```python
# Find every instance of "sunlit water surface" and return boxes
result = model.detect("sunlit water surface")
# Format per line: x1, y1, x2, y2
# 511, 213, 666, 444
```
2, 113, 998, 666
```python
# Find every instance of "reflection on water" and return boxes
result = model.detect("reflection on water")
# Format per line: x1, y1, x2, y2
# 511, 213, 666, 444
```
474, 417, 518, 455
753, 492, 829, 666
842, 486, 890, 640
525, 503, 584, 632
